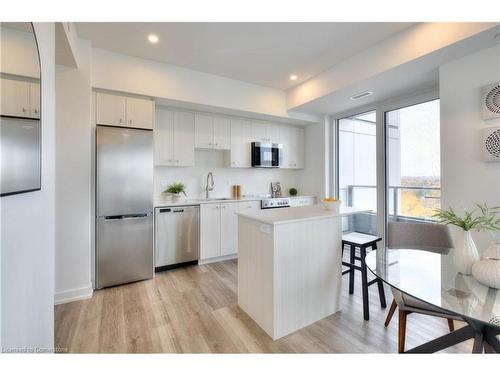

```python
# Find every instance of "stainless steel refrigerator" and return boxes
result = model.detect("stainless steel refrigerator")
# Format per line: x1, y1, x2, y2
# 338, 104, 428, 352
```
96, 125, 154, 289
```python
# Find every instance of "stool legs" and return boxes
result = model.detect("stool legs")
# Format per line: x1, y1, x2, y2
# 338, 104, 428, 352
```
372, 243, 387, 308
360, 246, 370, 320
348, 244, 355, 295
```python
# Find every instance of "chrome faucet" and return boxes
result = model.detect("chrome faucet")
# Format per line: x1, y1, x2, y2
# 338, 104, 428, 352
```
206, 172, 214, 198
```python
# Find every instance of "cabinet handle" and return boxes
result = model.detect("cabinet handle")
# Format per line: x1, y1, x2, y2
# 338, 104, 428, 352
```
22, 107, 26, 113
129, 120, 132, 124
168, 159, 172, 162
34, 109, 38, 114
119, 118, 123, 123
175, 160, 179, 163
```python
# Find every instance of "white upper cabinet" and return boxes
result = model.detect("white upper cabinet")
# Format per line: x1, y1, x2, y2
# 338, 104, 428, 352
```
195, 114, 230, 150
194, 114, 213, 149
96, 92, 127, 126
1, 78, 31, 118
213, 116, 230, 150
154, 109, 174, 166
173, 111, 195, 166
96, 92, 154, 129
267, 123, 281, 144
251, 121, 268, 142
0, 78, 40, 119
126, 97, 154, 129
229, 118, 252, 168
281, 126, 304, 169
29, 82, 40, 119
154, 108, 194, 167
251, 121, 281, 143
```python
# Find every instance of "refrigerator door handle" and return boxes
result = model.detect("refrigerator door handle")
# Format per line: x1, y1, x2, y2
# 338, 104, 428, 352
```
103, 213, 150, 221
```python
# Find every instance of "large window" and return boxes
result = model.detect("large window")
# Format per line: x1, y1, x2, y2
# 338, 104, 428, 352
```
385, 99, 441, 223
338, 110, 378, 235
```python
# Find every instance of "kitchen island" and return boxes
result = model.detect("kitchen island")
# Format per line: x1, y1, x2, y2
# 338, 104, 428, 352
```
236, 205, 369, 340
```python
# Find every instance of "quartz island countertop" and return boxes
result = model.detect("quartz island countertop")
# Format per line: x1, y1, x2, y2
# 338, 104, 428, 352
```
236, 205, 370, 225
154, 195, 317, 208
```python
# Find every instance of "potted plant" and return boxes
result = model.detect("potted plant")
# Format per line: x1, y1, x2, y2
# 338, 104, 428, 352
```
163, 182, 187, 201
289, 188, 298, 196
433, 203, 500, 275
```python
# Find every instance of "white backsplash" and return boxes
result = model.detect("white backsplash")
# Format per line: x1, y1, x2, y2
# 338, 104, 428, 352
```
154, 150, 303, 199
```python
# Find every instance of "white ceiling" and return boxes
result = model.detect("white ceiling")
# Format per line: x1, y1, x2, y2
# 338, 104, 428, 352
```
76, 22, 414, 90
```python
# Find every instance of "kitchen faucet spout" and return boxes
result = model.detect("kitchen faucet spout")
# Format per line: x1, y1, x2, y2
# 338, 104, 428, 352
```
206, 172, 214, 198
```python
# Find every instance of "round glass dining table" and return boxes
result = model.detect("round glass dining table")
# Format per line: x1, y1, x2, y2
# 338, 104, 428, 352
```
366, 249, 500, 353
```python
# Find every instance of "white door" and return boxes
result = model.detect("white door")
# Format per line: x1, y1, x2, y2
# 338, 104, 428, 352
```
213, 116, 230, 150
173, 111, 195, 166
96, 92, 127, 127
230, 118, 252, 168
220, 202, 238, 255
251, 121, 267, 142
126, 97, 154, 129
195, 114, 214, 149
200, 203, 221, 260
29, 82, 40, 119
0, 78, 30, 117
154, 108, 174, 166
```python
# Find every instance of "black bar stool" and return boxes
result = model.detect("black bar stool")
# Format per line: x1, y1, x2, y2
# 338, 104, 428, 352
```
341, 232, 387, 320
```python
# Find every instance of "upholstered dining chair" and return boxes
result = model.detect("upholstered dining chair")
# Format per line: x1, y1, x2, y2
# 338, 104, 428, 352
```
384, 221, 463, 353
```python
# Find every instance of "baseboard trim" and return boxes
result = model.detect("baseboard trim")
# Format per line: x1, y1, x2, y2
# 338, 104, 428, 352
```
55, 285, 93, 305
198, 254, 237, 265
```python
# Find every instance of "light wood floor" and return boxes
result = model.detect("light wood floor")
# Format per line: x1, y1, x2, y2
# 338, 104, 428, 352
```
55, 259, 473, 353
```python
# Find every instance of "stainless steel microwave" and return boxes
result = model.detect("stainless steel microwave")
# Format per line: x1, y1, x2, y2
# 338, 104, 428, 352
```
251, 142, 282, 168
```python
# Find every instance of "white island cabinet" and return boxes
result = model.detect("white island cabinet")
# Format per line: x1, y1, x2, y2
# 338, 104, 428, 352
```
236, 205, 369, 340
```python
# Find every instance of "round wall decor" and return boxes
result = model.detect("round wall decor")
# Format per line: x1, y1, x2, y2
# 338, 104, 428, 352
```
485, 84, 500, 114
485, 129, 500, 158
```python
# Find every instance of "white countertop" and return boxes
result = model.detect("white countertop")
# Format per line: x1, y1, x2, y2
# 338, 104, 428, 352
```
236, 205, 371, 225
154, 195, 316, 208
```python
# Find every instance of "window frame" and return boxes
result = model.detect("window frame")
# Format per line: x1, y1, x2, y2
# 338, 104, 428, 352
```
330, 87, 439, 246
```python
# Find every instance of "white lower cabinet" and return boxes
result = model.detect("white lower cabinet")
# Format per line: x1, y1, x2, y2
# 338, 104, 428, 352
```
220, 203, 238, 256
200, 200, 260, 260
200, 203, 222, 260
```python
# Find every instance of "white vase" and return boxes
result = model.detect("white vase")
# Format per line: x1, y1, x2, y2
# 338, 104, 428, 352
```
454, 230, 480, 275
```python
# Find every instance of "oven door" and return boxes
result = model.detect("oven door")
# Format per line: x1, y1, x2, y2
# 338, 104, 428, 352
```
251, 142, 282, 167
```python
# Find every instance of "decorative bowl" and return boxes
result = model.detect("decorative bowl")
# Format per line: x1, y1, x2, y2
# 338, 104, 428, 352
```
322, 199, 341, 212
471, 257, 500, 289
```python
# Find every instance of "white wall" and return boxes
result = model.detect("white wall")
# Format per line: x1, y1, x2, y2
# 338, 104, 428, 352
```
55, 38, 93, 304
92, 48, 290, 118
0, 25, 40, 78
155, 150, 304, 199
440, 44, 500, 252
1, 22, 55, 350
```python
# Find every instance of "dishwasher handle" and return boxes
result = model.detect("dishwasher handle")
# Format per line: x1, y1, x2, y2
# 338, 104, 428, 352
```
158, 208, 187, 214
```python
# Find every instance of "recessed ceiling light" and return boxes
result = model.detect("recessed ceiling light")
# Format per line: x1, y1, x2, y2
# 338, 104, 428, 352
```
148, 34, 159, 44
350, 91, 373, 101
290, 75, 298, 81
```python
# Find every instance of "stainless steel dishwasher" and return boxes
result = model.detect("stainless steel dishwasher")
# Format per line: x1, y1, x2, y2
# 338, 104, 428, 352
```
154, 205, 200, 272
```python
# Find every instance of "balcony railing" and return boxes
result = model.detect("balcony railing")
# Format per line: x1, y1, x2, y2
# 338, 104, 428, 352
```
340, 184, 441, 223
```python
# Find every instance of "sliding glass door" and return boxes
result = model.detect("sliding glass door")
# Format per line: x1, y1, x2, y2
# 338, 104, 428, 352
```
334, 91, 440, 244
385, 99, 441, 224
338, 110, 378, 235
